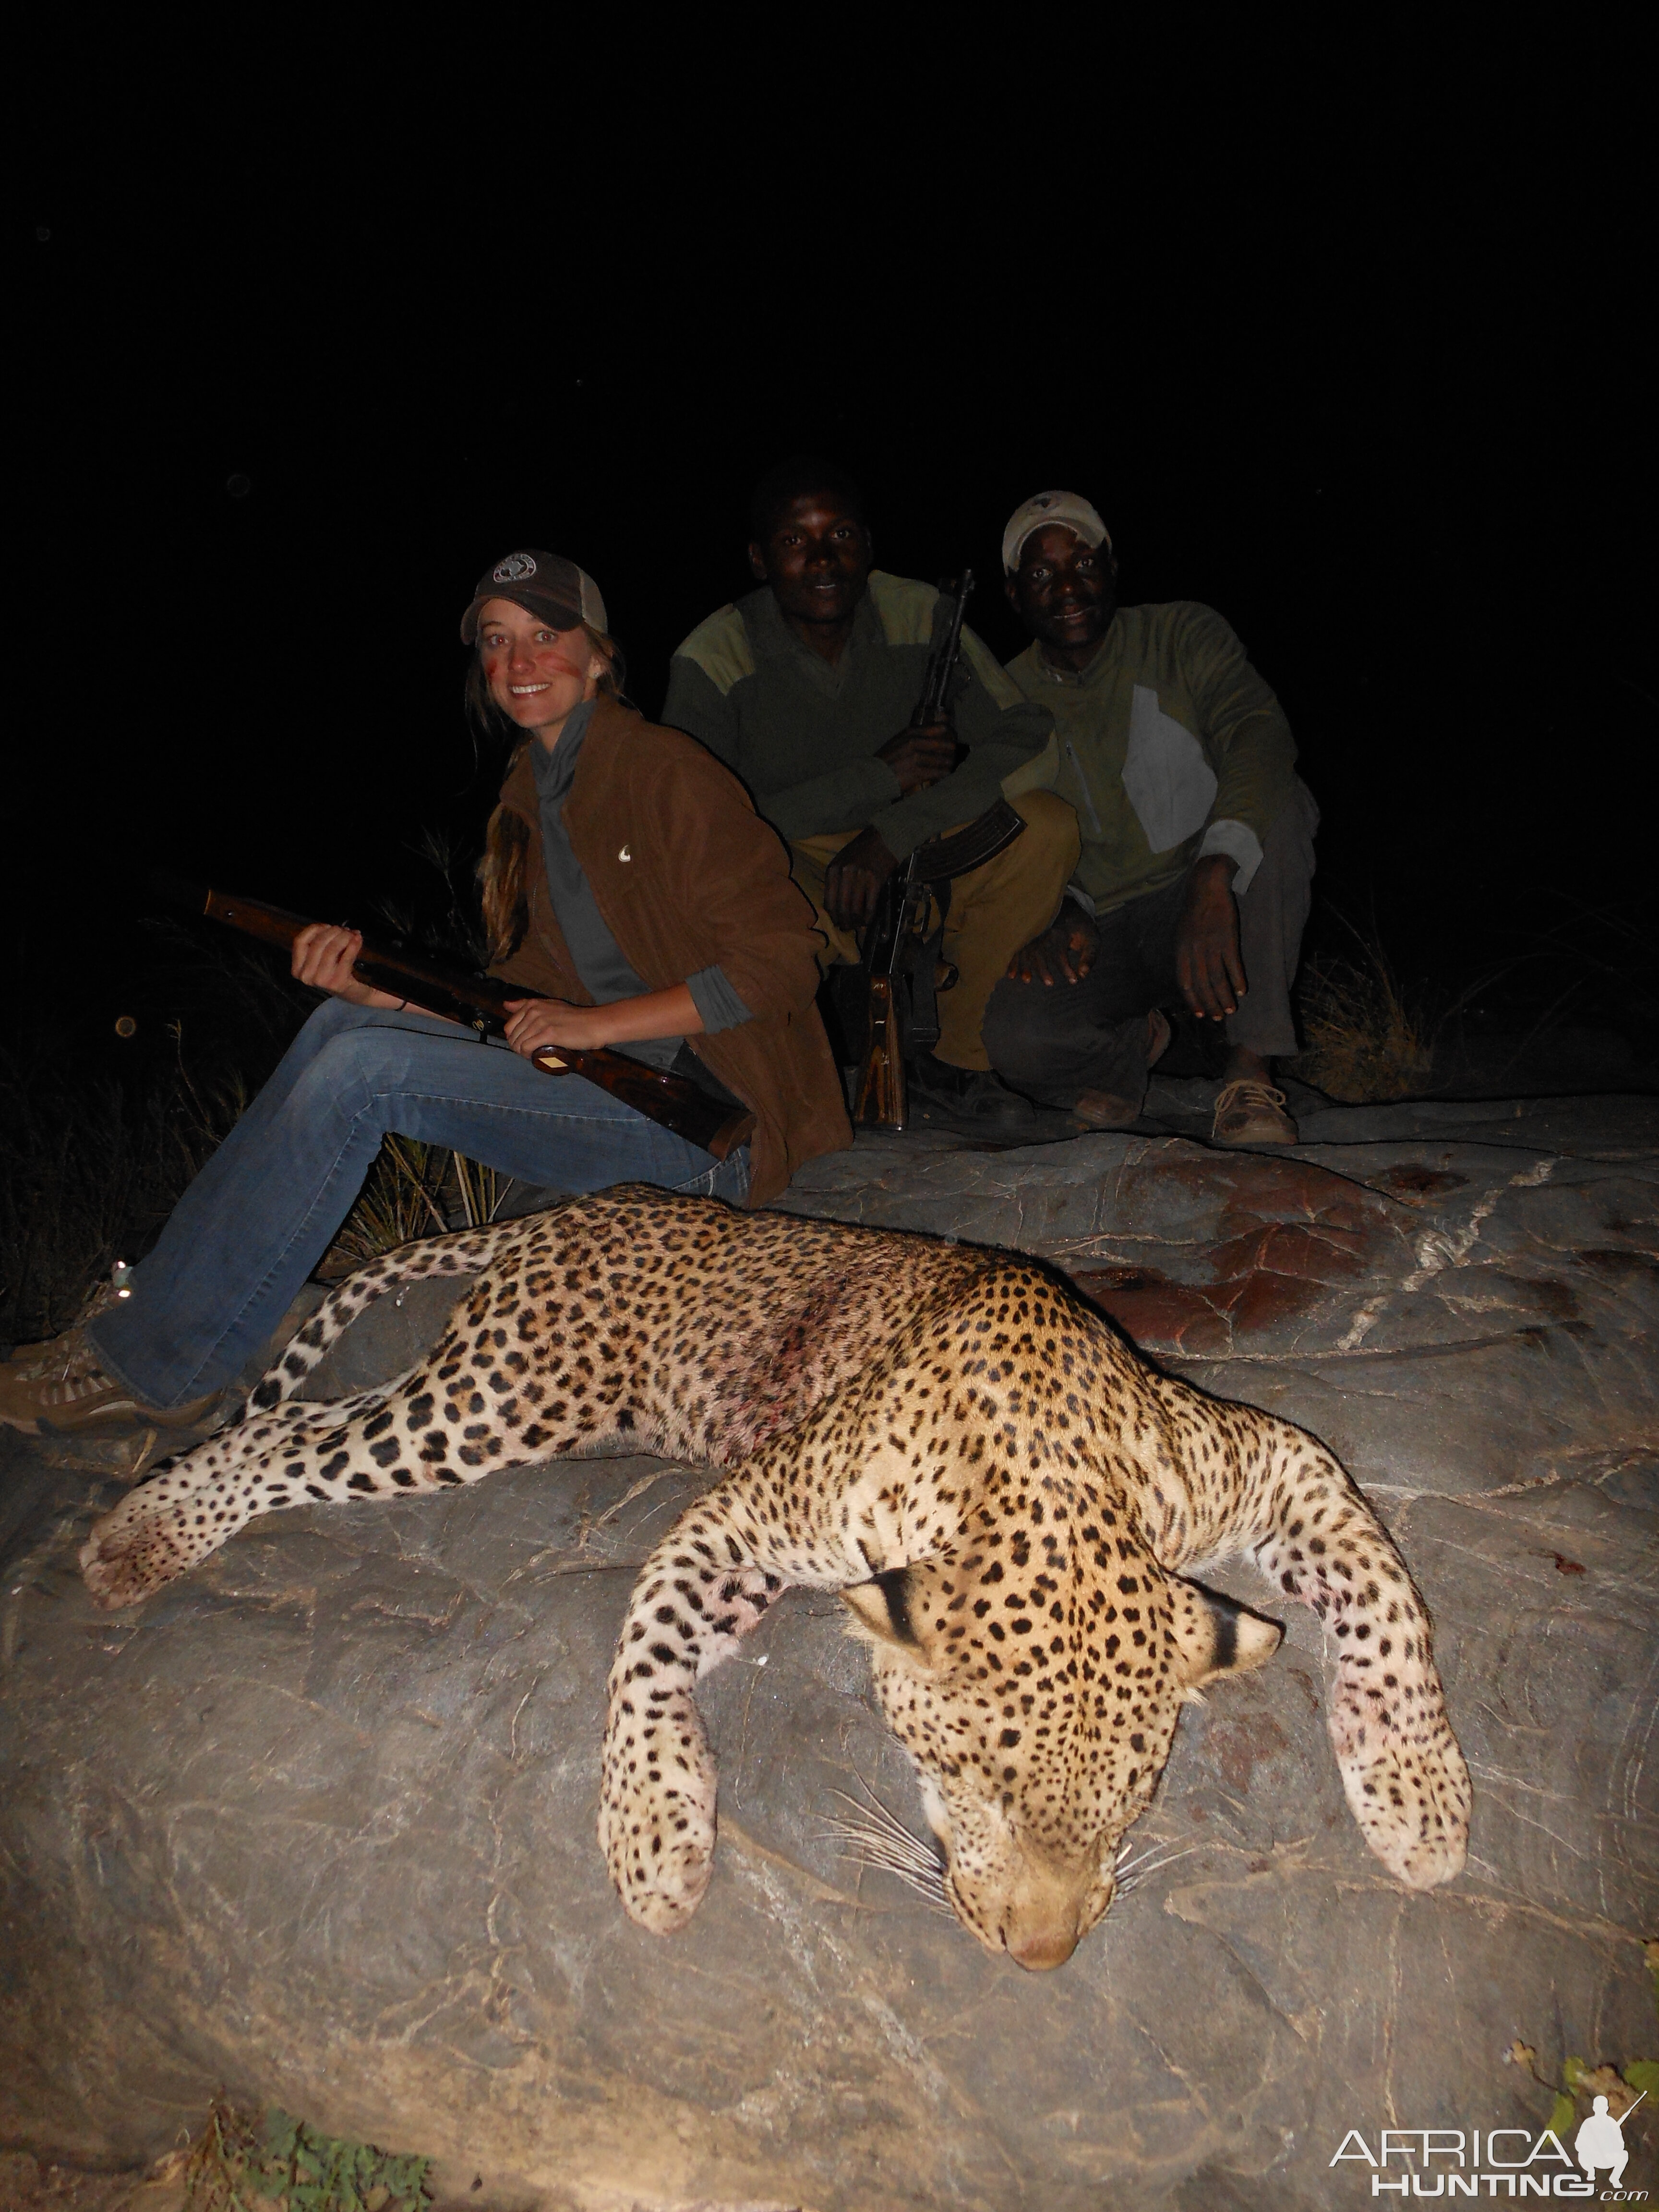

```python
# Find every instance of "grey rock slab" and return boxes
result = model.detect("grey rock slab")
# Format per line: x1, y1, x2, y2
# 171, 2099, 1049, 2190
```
3, 1094, 1657, 2209
1138, 1074, 1659, 1156
1286, 1088, 1659, 1160
293, 1272, 482, 1400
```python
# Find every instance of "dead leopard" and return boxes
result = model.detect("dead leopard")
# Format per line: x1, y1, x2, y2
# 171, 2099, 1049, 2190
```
79, 1186, 1470, 1969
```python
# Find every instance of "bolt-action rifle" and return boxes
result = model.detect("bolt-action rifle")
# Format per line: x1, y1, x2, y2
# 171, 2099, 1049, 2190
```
150, 871, 755, 1161
852, 572, 1027, 1130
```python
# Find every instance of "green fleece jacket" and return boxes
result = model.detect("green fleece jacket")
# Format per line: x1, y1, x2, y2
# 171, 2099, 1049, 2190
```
662, 572, 1053, 861
1004, 601, 1298, 915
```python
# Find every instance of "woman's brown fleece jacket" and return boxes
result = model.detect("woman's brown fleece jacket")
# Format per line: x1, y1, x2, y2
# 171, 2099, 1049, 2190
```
487, 696, 851, 1204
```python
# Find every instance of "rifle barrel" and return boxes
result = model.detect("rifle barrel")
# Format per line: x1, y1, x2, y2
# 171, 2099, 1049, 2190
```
851, 569, 983, 1130
148, 871, 755, 1162
918, 571, 973, 724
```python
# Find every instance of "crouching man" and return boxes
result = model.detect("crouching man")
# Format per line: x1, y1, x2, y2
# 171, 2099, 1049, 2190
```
985, 491, 1319, 1146
663, 459, 1078, 1129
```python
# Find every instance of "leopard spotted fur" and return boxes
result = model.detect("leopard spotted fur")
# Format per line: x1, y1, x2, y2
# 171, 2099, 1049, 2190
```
79, 1187, 1470, 1968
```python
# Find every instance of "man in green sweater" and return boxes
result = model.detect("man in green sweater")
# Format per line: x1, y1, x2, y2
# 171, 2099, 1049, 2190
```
983, 491, 1318, 1145
662, 460, 1078, 1126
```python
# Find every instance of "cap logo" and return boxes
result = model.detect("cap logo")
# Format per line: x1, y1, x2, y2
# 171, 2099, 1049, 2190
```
492, 553, 538, 583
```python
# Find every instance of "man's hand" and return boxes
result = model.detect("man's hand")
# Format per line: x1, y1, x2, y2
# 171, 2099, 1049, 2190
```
824, 826, 901, 930
1007, 903, 1099, 986
292, 923, 401, 1009
1176, 854, 1248, 1020
876, 720, 959, 794
502, 998, 621, 1060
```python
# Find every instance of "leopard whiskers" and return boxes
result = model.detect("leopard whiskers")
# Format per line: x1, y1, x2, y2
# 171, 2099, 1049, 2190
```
820, 1784, 952, 1915
829, 1779, 938, 1860
820, 1803, 1199, 1921
1110, 1840, 1198, 1899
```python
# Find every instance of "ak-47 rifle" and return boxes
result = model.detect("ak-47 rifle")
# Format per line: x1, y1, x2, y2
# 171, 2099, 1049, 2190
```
852, 571, 1027, 1130
150, 872, 756, 1162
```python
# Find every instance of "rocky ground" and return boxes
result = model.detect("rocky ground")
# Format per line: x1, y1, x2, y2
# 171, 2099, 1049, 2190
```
1, 1079, 1655, 2211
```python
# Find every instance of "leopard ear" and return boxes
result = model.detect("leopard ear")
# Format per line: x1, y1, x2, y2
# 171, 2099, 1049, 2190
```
1172, 1578, 1283, 1688
842, 1567, 925, 1652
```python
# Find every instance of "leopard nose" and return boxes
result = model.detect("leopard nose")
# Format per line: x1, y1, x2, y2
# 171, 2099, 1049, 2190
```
1006, 1919, 1080, 1972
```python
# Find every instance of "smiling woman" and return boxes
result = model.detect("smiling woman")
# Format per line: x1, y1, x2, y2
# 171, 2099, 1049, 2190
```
0, 549, 851, 1442
463, 583, 712, 1071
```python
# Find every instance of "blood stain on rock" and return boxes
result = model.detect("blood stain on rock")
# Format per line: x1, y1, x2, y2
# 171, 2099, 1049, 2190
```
1579, 1248, 1659, 1281
1374, 1164, 1469, 1202
1209, 1714, 1290, 1794
1069, 1154, 1401, 1355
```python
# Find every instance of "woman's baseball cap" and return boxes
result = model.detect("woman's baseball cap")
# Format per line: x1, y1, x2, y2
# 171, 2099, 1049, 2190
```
460, 550, 609, 643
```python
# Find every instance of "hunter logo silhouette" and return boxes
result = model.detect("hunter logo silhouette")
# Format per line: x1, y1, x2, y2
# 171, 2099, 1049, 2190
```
1576, 2090, 1646, 2189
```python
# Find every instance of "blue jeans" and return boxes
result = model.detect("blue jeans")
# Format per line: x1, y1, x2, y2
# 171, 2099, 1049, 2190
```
88, 999, 750, 1410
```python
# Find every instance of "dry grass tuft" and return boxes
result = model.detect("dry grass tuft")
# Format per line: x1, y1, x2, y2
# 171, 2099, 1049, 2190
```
1291, 944, 1436, 1103
0, 2101, 431, 2212
319, 1137, 451, 1277
180, 2101, 430, 2212
318, 1138, 508, 1279
0, 931, 307, 1346
0, 1033, 254, 1346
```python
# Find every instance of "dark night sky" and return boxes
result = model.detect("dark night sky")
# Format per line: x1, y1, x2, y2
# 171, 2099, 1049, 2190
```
14, 29, 1655, 1045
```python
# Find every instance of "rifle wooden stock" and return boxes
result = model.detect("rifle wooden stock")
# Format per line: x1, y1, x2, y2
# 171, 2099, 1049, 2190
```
852, 970, 907, 1130
149, 872, 756, 1162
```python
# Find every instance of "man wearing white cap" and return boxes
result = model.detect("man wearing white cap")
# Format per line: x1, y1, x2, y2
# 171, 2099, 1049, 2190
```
983, 492, 1319, 1145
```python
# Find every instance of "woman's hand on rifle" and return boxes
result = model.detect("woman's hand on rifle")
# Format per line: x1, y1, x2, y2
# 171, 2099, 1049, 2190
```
291, 924, 407, 1010
503, 984, 703, 1061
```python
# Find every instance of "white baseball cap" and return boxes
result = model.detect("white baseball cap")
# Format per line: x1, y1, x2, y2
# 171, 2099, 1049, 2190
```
1002, 491, 1112, 575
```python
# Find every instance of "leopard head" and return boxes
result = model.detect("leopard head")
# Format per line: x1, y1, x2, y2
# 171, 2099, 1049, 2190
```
842, 1545, 1281, 1970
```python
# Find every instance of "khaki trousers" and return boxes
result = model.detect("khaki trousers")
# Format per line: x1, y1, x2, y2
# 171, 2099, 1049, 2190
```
790, 790, 1080, 1071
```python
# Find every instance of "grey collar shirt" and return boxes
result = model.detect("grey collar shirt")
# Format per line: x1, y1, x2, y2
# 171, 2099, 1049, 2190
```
528, 701, 751, 1076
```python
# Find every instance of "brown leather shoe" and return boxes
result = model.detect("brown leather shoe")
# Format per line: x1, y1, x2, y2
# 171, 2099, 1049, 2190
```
1212, 1079, 1298, 1147
1074, 1010, 1171, 1130
0, 1327, 219, 1437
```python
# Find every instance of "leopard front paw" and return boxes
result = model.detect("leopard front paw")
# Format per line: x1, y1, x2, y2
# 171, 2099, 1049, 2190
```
1339, 1726, 1472, 1890
605, 1806, 716, 1934
599, 1692, 718, 1934
79, 1490, 194, 1611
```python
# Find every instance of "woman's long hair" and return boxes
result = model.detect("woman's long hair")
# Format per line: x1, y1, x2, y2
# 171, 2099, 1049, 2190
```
473, 624, 625, 961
